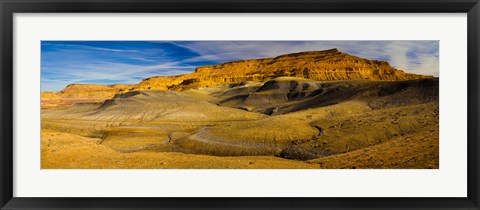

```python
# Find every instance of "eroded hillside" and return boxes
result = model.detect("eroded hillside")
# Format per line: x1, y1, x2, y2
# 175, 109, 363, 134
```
41, 49, 438, 169
42, 77, 438, 169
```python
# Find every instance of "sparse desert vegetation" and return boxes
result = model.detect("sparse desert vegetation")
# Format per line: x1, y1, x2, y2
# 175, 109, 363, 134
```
41, 49, 439, 169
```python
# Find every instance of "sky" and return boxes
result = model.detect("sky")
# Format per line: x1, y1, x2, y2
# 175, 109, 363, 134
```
41, 41, 439, 92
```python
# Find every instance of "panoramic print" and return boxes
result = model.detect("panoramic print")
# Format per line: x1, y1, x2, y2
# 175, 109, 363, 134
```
41, 41, 439, 169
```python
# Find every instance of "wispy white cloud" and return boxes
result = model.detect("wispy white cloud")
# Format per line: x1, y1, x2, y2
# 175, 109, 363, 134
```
129, 57, 157, 62
50, 43, 140, 53
385, 42, 411, 71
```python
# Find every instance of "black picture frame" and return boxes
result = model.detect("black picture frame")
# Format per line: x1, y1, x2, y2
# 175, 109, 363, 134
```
1, 0, 479, 209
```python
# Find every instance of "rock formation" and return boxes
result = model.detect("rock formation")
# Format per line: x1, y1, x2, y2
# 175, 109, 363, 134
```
41, 84, 133, 109
42, 48, 433, 108
135, 48, 431, 91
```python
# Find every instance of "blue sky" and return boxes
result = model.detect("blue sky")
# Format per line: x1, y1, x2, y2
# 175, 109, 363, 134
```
41, 41, 439, 92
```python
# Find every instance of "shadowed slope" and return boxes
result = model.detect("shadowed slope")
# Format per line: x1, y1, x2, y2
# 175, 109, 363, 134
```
216, 77, 438, 115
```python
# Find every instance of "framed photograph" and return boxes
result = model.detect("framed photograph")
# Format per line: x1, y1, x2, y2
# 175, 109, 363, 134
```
1, 0, 479, 209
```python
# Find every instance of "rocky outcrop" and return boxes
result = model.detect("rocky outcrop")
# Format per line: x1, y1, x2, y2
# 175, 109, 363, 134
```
135, 48, 431, 91
41, 84, 133, 109
58, 84, 133, 97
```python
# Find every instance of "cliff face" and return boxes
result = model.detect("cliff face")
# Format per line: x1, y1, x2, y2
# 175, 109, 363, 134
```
41, 84, 133, 109
58, 84, 133, 97
135, 48, 430, 91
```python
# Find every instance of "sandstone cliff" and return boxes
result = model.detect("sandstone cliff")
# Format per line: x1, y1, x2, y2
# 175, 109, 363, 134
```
41, 84, 133, 109
135, 48, 431, 91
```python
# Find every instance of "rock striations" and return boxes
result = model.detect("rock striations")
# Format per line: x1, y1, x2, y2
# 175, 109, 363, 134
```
135, 48, 431, 91
41, 84, 134, 109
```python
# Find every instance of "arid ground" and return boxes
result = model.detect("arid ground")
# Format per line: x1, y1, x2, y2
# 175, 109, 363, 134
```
41, 49, 439, 169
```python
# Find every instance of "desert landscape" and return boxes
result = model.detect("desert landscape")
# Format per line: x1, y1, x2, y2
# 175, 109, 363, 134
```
41, 46, 439, 169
